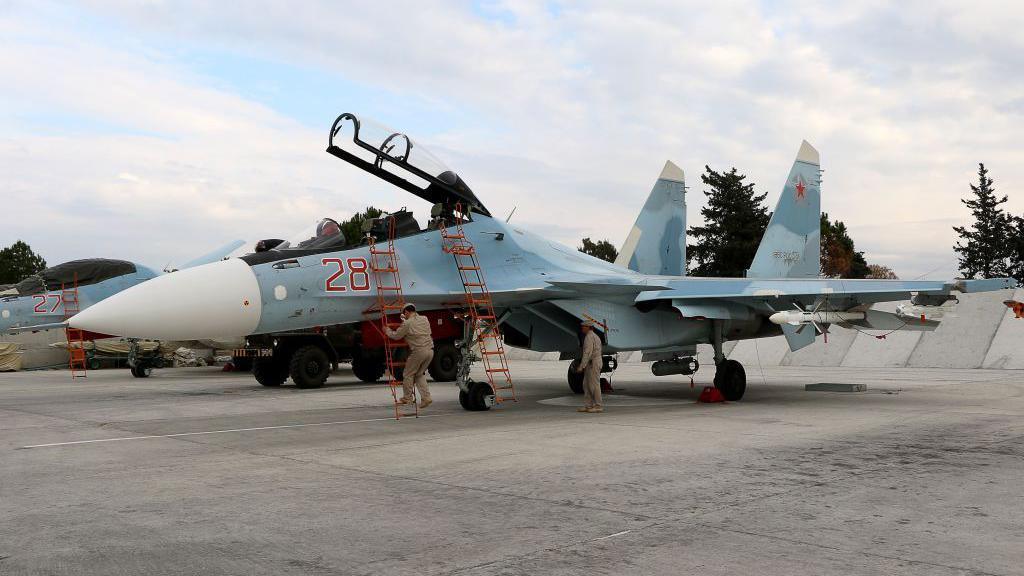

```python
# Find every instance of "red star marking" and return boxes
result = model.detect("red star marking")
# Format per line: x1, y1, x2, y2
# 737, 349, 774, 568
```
795, 178, 806, 199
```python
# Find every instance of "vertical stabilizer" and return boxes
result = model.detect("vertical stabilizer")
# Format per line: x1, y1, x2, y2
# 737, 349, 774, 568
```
615, 160, 687, 276
747, 141, 821, 278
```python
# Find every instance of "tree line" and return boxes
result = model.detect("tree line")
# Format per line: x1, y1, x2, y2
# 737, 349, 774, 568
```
581, 163, 1021, 283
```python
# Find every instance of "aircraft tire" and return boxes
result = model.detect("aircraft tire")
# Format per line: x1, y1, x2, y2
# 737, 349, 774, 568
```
253, 358, 287, 387
130, 365, 152, 378
290, 345, 331, 389
351, 353, 386, 383
567, 361, 584, 394
713, 359, 746, 401
462, 381, 493, 411
428, 341, 461, 382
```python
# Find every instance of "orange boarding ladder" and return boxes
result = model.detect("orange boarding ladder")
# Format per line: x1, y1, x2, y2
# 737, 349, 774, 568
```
367, 215, 417, 419
61, 275, 88, 378
439, 205, 516, 405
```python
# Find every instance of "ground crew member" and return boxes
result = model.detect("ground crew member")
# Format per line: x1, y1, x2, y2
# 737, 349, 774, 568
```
576, 319, 603, 413
385, 303, 434, 409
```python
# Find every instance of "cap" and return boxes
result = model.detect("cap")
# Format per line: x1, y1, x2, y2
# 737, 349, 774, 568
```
403, 303, 417, 313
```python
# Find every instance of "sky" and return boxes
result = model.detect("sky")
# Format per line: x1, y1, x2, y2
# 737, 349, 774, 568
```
2, 0, 1022, 279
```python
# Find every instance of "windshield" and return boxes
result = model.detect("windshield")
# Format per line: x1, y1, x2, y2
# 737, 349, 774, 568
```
278, 218, 346, 251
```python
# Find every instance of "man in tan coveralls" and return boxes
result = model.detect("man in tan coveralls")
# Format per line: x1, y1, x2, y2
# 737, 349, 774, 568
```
576, 320, 603, 413
385, 304, 434, 409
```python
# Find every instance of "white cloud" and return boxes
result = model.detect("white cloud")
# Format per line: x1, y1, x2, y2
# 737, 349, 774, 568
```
2, 0, 1022, 279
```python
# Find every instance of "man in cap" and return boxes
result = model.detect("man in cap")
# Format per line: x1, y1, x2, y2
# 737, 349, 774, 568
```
576, 319, 603, 413
385, 303, 434, 409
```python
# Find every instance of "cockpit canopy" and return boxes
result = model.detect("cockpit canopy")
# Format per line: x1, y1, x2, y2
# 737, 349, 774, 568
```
326, 113, 490, 217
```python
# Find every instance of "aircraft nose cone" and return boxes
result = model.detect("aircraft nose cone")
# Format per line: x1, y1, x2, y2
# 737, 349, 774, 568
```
69, 258, 262, 341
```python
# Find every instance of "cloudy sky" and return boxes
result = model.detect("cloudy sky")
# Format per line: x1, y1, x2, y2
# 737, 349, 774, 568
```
2, 0, 1022, 278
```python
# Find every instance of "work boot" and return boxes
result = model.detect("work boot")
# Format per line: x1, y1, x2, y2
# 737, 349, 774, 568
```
587, 406, 603, 413
577, 406, 591, 413
396, 397, 414, 405
418, 398, 432, 409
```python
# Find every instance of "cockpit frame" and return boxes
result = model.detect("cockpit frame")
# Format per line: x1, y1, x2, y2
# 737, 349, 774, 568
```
326, 113, 491, 217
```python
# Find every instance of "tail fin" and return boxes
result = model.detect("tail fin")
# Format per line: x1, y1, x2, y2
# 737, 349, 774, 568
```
615, 160, 687, 276
747, 141, 821, 278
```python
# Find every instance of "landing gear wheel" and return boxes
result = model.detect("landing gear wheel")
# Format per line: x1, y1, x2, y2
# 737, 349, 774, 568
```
231, 356, 253, 372
289, 345, 331, 389
253, 358, 287, 387
130, 365, 151, 378
567, 360, 584, 394
460, 381, 494, 411
713, 359, 746, 401
428, 341, 461, 382
351, 353, 386, 383
88, 357, 101, 370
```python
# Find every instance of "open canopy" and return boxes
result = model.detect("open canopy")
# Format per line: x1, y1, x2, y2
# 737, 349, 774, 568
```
326, 113, 490, 217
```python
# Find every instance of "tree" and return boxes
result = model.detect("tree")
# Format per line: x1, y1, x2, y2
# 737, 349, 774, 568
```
820, 213, 870, 279
0, 240, 47, 284
340, 206, 383, 244
866, 264, 899, 279
686, 166, 770, 277
1008, 215, 1024, 284
578, 238, 618, 263
953, 163, 1012, 279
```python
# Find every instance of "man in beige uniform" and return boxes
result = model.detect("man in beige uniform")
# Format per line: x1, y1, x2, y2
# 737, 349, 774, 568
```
576, 320, 603, 413
385, 304, 434, 409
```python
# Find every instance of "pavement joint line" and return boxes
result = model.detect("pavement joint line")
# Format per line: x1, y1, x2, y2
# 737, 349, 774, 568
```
16, 413, 456, 449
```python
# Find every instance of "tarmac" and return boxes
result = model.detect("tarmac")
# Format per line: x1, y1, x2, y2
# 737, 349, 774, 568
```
1, 361, 1022, 575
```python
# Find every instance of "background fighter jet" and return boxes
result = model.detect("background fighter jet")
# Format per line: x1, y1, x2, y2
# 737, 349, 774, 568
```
2, 240, 245, 337
69, 113, 1018, 407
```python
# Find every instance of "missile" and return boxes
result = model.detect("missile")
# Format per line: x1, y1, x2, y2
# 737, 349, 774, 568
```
768, 310, 865, 327
895, 303, 952, 323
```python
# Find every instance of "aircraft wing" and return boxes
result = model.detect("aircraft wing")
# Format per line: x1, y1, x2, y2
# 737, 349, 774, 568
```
631, 277, 1017, 310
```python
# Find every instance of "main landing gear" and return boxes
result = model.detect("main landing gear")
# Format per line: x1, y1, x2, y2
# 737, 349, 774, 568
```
567, 355, 617, 394
710, 320, 746, 401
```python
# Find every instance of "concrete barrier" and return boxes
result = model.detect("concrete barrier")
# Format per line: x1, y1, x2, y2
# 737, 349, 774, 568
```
841, 301, 922, 368
982, 288, 1024, 369
907, 291, 1007, 369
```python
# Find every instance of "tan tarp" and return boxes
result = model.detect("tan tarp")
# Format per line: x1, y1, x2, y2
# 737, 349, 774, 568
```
0, 342, 23, 372
49, 340, 162, 355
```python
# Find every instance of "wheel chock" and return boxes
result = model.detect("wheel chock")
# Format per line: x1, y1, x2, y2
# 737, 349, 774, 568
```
600, 377, 614, 393
698, 386, 726, 403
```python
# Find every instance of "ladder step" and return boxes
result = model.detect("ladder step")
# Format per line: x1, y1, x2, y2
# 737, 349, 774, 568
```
486, 368, 509, 373
481, 350, 504, 355
377, 286, 402, 291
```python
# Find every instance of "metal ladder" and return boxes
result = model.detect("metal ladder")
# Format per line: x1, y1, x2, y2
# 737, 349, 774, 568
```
440, 207, 516, 405
61, 278, 88, 378
366, 215, 417, 419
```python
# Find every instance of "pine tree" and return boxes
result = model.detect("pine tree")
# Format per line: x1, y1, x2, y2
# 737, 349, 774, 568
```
0, 240, 47, 284
340, 206, 383, 245
1008, 215, 1024, 284
686, 166, 770, 277
578, 238, 618, 263
953, 164, 1011, 279
820, 213, 870, 279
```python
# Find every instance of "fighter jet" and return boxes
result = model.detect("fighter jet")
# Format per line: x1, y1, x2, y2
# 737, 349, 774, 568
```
1, 241, 245, 336
68, 112, 1018, 407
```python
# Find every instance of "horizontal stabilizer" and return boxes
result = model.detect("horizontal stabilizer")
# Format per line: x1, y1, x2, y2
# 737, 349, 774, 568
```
781, 323, 815, 351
